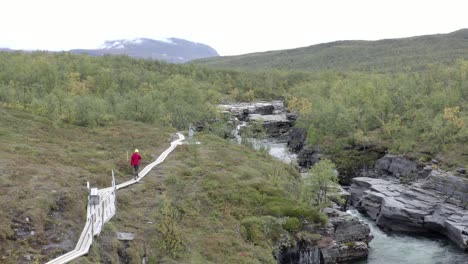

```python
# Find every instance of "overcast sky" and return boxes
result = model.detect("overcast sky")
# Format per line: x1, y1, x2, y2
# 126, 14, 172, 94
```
1, 0, 467, 56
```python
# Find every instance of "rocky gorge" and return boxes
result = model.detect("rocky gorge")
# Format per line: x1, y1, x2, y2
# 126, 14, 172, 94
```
349, 163, 468, 250
219, 100, 468, 263
219, 101, 373, 263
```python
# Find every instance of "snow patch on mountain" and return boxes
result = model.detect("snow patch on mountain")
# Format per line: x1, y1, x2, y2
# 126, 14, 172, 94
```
73, 37, 219, 63
158, 38, 176, 45
100, 38, 145, 49
129, 38, 143, 44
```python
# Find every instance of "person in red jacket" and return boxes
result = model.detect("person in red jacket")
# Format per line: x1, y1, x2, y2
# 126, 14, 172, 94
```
130, 149, 142, 180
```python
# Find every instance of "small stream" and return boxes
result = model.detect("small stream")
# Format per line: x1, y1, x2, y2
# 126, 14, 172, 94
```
232, 121, 297, 163
250, 138, 297, 163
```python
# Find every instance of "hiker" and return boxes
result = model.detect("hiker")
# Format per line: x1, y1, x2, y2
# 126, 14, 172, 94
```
130, 149, 142, 180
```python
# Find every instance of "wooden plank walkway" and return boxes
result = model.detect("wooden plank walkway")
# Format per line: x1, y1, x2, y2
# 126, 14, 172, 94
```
45, 133, 185, 264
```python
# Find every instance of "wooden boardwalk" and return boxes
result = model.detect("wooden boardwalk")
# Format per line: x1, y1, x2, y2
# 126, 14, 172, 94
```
45, 133, 185, 264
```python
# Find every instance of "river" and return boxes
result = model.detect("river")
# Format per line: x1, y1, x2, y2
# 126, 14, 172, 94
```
347, 209, 467, 264
253, 137, 467, 264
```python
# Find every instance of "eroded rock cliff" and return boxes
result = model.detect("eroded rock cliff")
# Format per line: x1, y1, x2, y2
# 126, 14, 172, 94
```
349, 169, 468, 250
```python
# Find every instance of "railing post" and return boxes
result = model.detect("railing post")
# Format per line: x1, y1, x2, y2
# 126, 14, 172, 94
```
89, 187, 94, 237
188, 123, 194, 138
112, 170, 117, 210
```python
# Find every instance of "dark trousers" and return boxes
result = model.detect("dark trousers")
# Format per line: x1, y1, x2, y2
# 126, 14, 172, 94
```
133, 165, 139, 177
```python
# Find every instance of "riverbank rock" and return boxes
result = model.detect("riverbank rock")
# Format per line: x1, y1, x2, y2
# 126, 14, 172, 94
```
287, 127, 307, 153
278, 242, 321, 264
218, 101, 294, 137
319, 208, 372, 263
277, 208, 372, 264
249, 114, 293, 137
359, 154, 431, 184
297, 145, 323, 170
349, 170, 468, 250
218, 100, 285, 116
456, 167, 467, 175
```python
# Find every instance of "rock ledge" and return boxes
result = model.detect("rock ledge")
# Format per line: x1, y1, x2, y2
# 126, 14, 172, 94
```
349, 170, 468, 250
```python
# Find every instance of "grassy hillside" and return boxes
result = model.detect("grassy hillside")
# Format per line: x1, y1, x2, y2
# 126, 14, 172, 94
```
0, 107, 173, 263
0, 108, 323, 263
194, 29, 468, 72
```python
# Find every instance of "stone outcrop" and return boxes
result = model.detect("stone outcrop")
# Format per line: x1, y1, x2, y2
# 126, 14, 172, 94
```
287, 127, 307, 153
375, 154, 418, 176
297, 146, 323, 170
357, 154, 432, 184
218, 101, 294, 137
218, 101, 286, 116
278, 242, 321, 264
456, 167, 467, 175
349, 170, 468, 250
249, 114, 292, 137
277, 208, 372, 264
319, 208, 372, 263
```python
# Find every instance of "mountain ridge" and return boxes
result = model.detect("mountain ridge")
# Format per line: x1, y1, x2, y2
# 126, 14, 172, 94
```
70, 37, 219, 63
0, 37, 219, 63
193, 29, 468, 72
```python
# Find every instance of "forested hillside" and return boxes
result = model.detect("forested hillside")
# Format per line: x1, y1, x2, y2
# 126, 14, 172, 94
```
0, 51, 466, 167
194, 29, 468, 72
0, 51, 297, 129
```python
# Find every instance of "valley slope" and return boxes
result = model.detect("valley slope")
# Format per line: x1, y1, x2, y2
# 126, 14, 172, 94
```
194, 29, 468, 72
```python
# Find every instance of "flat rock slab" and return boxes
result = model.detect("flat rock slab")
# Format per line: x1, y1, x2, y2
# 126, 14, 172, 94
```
349, 171, 468, 250
218, 101, 285, 114
249, 114, 289, 122
117, 232, 135, 241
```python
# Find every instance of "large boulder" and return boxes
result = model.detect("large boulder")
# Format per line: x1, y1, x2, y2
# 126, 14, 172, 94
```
249, 114, 292, 137
287, 127, 307, 153
253, 104, 275, 115
297, 146, 322, 170
277, 208, 372, 264
360, 154, 431, 184
262, 120, 293, 137
374, 154, 424, 182
349, 170, 468, 250
319, 209, 372, 263
320, 241, 369, 264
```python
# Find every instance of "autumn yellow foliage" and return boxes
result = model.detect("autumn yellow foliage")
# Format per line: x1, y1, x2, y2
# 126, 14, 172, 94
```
444, 106, 464, 129
287, 97, 312, 116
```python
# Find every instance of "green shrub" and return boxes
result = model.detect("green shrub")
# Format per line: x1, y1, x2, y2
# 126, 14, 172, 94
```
240, 216, 283, 246
282, 217, 302, 232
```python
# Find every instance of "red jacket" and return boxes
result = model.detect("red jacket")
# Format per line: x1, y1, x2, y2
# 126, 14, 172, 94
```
130, 152, 141, 166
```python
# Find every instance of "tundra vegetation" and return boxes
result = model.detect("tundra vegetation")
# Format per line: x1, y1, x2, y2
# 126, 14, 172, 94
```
0, 47, 466, 262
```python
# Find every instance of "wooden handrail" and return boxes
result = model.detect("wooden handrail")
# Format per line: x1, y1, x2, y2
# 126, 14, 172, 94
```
45, 133, 184, 264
